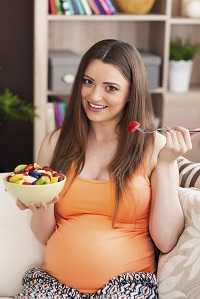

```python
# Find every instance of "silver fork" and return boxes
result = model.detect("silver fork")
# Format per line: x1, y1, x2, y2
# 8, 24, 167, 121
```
137, 127, 200, 134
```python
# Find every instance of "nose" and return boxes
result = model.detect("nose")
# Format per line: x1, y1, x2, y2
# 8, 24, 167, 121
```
89, 86, 103, 102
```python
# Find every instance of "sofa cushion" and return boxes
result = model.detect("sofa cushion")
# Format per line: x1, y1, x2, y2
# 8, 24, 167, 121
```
178, 157, 200, 189
0, 174, 44, 297
158, 187, 200, 298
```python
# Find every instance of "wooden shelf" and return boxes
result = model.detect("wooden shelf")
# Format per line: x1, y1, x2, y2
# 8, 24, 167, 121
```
150, 87, 164, 94
34, 0, 200, 161
48, 90, 68, 96
166, 85, 200, 96
48, 14, 167, 22
170, 18, 200, 25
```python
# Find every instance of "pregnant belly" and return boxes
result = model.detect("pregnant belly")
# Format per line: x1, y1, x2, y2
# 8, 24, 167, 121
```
43, 215, 155, 293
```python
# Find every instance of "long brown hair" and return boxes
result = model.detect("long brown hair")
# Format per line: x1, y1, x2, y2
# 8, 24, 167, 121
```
51, 39, 155, 218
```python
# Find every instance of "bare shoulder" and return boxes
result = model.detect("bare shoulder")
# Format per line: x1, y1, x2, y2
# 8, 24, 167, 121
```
36, 129, 61, 166
150, 132, 166, 172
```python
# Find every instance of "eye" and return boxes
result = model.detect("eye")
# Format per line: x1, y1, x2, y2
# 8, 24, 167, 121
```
105, 85, 119, 93
82, 77, 93, 85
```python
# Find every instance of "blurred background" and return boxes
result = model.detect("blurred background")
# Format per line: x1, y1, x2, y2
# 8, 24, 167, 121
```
0, 1, 33, 172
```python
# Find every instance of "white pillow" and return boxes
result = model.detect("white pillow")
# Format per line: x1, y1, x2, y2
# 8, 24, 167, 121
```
158, 187, 200, 298
177, 157, 200, 189
0, 174, 44, 297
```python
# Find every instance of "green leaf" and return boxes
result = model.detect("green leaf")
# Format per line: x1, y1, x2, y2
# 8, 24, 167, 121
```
170, 38, 200, 61
0, 89, 37, 123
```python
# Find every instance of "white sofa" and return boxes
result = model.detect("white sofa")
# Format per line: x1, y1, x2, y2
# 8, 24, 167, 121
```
1, 173, 200, 298
0, 174, 44, 298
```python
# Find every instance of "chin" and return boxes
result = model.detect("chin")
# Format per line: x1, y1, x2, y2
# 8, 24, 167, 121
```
84, 108, 107, 121
86, 114, 107, 123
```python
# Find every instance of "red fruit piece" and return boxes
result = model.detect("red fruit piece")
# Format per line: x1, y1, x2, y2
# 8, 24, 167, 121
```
128, 121, 140, 133
24, 164, 35, 174
42, 166, 52, 171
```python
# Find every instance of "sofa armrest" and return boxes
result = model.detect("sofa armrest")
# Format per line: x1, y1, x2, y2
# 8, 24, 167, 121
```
158, 187, 200, 298
0, 174, 44, 297
178, 156, 200, 189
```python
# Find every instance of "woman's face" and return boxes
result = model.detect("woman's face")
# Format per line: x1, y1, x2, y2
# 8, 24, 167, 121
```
81, 59, 129, 125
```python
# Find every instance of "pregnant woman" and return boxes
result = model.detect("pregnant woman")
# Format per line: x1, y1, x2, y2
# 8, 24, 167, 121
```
15, 39, 192, 298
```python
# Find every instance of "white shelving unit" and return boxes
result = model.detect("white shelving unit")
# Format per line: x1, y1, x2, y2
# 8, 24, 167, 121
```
34, 0, 200, 161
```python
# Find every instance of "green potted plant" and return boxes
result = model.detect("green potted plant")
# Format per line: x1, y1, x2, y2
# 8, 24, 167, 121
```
169, 38, 200, 92
0, 88, 36, 125
0, 89, 37, 172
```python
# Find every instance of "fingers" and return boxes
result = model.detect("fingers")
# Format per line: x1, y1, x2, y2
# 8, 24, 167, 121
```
173, 126, 192, 153
161, 126, 192, 161
28, 202, 49, 212
16, 197, 58, 212
16, 199, 28, 210
28, 203, 43, 212
166, 129, 179, 150
16, 199, 38, 211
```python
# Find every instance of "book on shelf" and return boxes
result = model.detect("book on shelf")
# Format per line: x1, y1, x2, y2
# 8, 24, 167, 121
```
60, 102, 66, 122
81, 0, 93, 15
87, 0, 100, 14
60, 0, 75, 15
47, 99, 67, 132
74, 0, 87, 15
55, 0, 63, 14
105, 0, 117, 14
71, 0, 80, 14
97, 0, 112, 15
49, 0, 118, 15
94, 0, 108, 14
49, 0, 57, 14
55, 102, 63, 128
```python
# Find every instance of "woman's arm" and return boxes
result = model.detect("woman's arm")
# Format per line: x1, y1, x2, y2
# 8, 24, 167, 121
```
17, 130, 61, 245
31, 130, 61, 244
30, 201, 57, 245
149, 127, 192, 253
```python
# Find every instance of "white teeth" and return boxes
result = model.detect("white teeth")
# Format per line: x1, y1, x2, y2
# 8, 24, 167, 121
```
89, 102, 107, 109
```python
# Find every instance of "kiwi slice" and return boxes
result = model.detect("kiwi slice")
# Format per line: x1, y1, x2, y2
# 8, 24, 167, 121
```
9, 174, 24, 183
14, 164, 27, 174
35, 175, 51, 185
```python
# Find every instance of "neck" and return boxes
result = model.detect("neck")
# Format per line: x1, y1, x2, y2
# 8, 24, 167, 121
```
89, 121, 118, 143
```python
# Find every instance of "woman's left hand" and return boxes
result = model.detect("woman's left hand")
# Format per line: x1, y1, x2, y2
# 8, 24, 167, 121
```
158, 126, 192, 162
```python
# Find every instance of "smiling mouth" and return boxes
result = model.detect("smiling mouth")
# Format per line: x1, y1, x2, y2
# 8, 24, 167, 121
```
87, 101, 108, 112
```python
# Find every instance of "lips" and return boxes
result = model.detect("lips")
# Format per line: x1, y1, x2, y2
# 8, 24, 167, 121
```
87, 101, 108, 112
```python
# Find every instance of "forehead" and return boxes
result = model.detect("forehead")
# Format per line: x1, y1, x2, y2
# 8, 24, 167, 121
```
84, 59, 128, 85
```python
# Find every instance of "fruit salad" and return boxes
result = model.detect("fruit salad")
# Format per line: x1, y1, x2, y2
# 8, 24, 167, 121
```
6, 163, 65, 185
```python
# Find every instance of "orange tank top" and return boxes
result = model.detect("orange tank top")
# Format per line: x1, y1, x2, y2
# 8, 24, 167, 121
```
43, 163, 156, 293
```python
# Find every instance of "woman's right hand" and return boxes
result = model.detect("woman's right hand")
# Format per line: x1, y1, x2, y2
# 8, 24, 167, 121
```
16, 197, 58, 212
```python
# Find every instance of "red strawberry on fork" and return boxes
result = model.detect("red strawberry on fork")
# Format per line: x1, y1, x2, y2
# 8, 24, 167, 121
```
128, 121, 141, 133
128, 121, 200, 134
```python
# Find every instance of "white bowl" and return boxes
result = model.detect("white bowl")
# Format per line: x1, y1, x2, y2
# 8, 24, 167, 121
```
3, 176, 66, 204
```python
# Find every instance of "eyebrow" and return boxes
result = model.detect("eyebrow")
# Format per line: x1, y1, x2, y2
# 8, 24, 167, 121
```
83, 74, 120, 88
